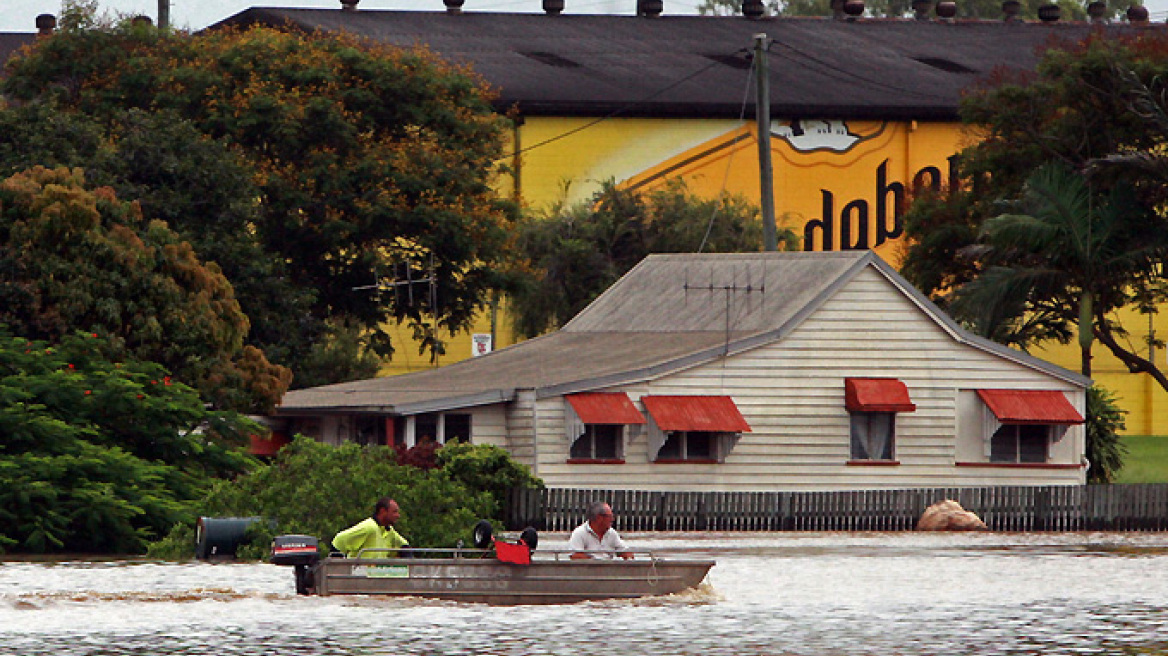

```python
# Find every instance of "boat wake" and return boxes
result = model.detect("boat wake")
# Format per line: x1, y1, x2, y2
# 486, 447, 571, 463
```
3, 588, 288, 608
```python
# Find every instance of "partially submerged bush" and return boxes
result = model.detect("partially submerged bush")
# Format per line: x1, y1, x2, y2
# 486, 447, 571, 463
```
151, 436, 542, 559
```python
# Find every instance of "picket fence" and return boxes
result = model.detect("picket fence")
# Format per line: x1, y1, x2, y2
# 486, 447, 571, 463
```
504, 484, 1168, 532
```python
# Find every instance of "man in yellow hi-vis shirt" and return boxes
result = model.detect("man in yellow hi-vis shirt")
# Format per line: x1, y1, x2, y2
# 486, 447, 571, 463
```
332, 497, 409, 558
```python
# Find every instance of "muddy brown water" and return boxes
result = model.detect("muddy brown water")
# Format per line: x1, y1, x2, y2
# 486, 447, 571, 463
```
3, 532, 1167, 655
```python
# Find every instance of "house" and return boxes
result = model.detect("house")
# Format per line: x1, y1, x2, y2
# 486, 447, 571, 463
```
274, 251, 1091, 491
209, 4, 1165, 430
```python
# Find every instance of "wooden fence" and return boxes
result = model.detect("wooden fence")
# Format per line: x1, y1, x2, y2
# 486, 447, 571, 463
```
505, 484, 1168, 532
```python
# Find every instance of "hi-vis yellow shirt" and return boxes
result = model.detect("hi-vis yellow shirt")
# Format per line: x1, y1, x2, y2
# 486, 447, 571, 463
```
332, 517, 408, 558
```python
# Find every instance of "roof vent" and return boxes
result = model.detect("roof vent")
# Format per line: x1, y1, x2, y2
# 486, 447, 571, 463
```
1127, 4, 1150, 23
1087, 1, 1107, 22
519, 51, 580, 67
544, 0, 565, 14
704, 52, 753, 70
1002, 0, 1021, 21
1037, 3, 1060, 22
935, 0, 957, 20
35, 13, 56, 35
743, 0, 766, 18
638, 0, 663, 16
843, 0, 865, 19
131, 15, 153, 27
914, 56, 976, 74
912, 0, 933, 20
341, 0, 358, 11
444, 0, 465, 14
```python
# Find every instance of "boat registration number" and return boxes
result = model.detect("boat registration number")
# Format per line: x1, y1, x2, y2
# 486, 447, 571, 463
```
357, 565, 409, 579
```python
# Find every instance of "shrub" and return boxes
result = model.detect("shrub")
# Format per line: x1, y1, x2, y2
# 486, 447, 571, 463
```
1086, 385, 1127, 484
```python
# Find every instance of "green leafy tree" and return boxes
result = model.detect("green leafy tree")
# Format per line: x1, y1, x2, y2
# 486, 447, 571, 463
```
511, 179, 794, 337
436, 442, 544, 516
0, 328, 256, 554
0, 103, 322, 377
3, 24, 519, 374
178, 437, 500, 558
950, 163, 1168, 377
0, 166, 291, 412
901, 35, 1168, 394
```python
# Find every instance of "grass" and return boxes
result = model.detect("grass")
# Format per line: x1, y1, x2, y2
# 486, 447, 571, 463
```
1114, 435, 1168, 484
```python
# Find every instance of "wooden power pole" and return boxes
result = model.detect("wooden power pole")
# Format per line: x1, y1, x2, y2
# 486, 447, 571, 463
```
754, 33, 778, 252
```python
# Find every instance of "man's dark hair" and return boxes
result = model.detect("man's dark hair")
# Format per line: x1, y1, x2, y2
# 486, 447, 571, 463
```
374, 497, 395, 516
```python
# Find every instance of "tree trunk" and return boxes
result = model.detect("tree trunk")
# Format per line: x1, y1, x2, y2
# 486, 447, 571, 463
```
1079, 291, 1093, 377
1095, 323, 1168, 393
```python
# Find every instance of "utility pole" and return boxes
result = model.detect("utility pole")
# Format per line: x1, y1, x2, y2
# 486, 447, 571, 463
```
158, 0, 170, 29
754, 33, 778, 252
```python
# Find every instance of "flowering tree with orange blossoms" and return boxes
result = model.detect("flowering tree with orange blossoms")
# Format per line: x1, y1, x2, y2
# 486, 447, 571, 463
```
3, 23, 519, 371
0, 166, 291, 412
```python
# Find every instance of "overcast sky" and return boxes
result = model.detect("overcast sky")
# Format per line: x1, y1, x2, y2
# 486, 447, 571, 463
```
4, 0, 1167, 32
3, 0, 699, 31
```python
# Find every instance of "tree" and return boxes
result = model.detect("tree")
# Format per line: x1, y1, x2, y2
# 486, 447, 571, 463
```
0, 166, 290, 412
0, 103, 323, 379
3, 23, 519, 374
950, 163, 1168, 378
150, 437, 541, 559
1086, 385, 1127, 483
901, 35, 1168, 393
510, 179, 794, 337
0, 328, 256, 553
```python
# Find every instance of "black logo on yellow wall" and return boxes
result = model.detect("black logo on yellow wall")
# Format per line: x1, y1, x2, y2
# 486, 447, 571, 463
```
803, 156, 959, 252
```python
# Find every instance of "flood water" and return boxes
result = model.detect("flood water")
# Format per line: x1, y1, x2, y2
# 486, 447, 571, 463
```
3, 532, 1167, 655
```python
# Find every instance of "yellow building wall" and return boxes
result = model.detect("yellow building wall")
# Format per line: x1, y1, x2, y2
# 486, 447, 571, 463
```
380, 113, 1165, 434
503, 115, 1166, 434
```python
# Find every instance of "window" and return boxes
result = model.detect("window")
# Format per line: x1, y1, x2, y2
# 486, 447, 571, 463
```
444, 414, 471, 444
990, 424, 1049, 464
408, 412, 473, 446
564, 392, 645, 463
415, 414, 439, 444
354, 416, 386, 446
850, 412, 895, 461
657, 431, 718, 461
570, 424, 622, 460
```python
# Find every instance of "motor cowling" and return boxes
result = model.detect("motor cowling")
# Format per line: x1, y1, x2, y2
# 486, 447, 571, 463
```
270, 534, 320, 567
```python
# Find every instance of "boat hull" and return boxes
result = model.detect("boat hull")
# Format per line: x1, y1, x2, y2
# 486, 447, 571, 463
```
311, 556, 714, 605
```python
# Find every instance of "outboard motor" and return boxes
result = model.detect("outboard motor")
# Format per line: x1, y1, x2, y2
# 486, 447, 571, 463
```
271, 534, 319, 595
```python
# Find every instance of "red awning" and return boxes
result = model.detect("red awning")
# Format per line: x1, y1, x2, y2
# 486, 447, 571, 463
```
249, 431, 291, 457
641, 395, 751, 433
565, 392, 646, 425
845, 378, 916, 413
976, 389, 1085, 425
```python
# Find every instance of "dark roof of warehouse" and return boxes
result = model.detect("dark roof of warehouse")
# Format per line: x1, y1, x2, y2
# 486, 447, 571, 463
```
211, 8, 1165, 120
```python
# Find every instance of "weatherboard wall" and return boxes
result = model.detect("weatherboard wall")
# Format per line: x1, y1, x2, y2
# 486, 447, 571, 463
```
526, 265, 1086, 491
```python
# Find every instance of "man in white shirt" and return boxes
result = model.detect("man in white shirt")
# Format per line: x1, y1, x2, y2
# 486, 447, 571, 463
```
567, 501, 633, 560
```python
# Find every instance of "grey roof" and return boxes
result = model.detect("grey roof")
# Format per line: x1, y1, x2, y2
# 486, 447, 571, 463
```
209, 9, 1160, 120
277, 251, 1089, 415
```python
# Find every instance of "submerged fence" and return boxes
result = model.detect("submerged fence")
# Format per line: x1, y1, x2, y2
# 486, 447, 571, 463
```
505, 484, 1168, 532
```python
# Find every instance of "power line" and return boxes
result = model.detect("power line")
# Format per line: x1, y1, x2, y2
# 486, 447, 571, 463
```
496, 54, 735, 162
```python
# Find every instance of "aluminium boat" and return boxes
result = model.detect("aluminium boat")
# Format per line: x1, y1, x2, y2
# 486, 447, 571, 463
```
271, 533, 714, 605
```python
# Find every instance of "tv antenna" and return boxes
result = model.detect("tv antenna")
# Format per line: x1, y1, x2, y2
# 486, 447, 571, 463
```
683, 264, 766, 356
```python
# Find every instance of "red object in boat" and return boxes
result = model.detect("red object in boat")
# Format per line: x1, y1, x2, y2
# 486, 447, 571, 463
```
494, 539, 531, 565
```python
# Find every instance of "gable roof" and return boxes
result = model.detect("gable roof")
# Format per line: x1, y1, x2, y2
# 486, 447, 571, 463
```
276, 251, 1089, 415
210, 9, 1159, 120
